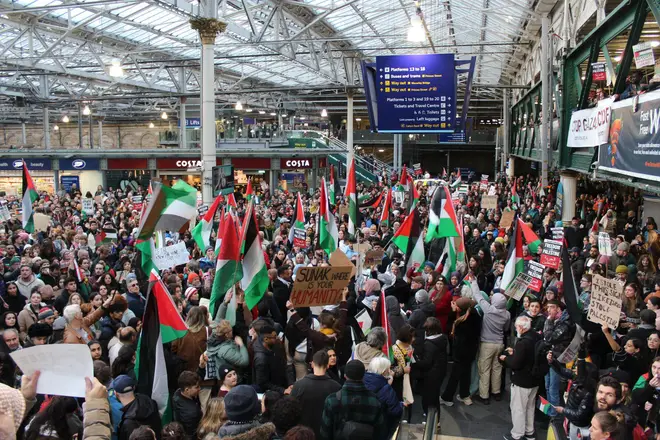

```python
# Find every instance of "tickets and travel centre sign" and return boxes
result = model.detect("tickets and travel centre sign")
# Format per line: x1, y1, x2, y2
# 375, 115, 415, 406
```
375, 53, 456, 133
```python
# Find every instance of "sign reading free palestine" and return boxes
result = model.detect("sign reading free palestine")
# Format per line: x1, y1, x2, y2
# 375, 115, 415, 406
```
376, 54, 456, 133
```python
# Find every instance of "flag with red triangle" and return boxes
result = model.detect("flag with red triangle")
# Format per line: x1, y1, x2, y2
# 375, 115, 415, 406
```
21, 161, 38, 233
391, 208, 421, 259
319, 177, 338, 255
210, 212, 242, 318
191, 194, 223, 251
426, 185, 459, 242
288, 192, 306, 248
395, 165, 410, 192
379, 188, 392, 227
511, 178, 520, 206
245, 179, 253, 202
409, 181, 419, 213
227, 192, 237, 209
518, 218, 541, 254
345, 157, 358, 237
501, 217, 523, 291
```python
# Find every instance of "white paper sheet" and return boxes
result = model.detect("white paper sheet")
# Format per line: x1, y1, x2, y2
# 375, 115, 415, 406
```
10, 344, 93, 398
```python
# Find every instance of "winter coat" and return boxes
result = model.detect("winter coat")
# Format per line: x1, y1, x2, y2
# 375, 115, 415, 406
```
125, 292, 145, 318
502, 330, 541, 388
252, 338, 290, 394
217, 421, 276, 440
288, 300, 347, 363
352, 342, 387, 369
118, 393, 162, 440
1, 293, 25, 315
550, 358, 597, 428
319, 381, 386, 440
543, 309, 576, 357
17, 303, 41, 341
522, 310, 546, 334
171, 327, 208, 372
291, 373, 342, 438
429, 289, 453, 333
83, 397, 113, 440
452, 311, 482, 362
15, 276, 44, 299
62, 305, 106, 344
172, 389, 202, 438
385, 296, 406, 342
206, 335, 249, 376
363, 372, 403, 419
409, 300, 435, 343
384, 279, 411, 307
98, 316, 124, 350
414, 334, 448, 400
475, 292, 510, 343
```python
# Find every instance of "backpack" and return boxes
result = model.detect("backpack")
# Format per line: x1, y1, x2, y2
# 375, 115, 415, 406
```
530, 336, 550, 380
333, 390, 375, 440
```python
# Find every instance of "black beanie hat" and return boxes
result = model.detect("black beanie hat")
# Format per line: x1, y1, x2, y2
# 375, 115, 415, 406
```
344, 359, 366, 381
224, 385, 260, 423
28, 323, 53, 339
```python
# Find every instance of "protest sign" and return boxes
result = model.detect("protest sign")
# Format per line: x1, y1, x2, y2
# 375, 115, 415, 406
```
557, 326, 585, 363
500, 210, 515, 229
152, 241, 191, 270
364, 249, 385, 266
481, 195, 498, 210
290, 266, 353, 307
592, 62, 606, 81
540, 239, 562, 269
413, 163, 422, 176
292, 227, 306, 248
10, 344, 93, 398
132, 195, 143, 211
0, 200, 10, 221
551, 227, 564, 240
480, 174, 489, 190
598, 232, 612, 257
34, 213, 50, 232
526, 260, 545, 292
339, 204, 349, 219
356, 308, 373, 332
488, 185, 497, 196
587, 274, 624, 329
353, 242, 372, 255
633, 42, 655, 68
506, 272, 533, 301
198, 204, 209, 216
329, 249, 357, 278
82, 198, 95, 215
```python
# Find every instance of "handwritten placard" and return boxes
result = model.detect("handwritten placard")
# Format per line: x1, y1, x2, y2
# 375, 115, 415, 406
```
82, 198, 95, 215
481, 195, 498, 210
540, 239, 562, 269
598, 232, 612, 257
290, 266, 353, 307
33, 213, 50, 232
587, 274, 624, 329
0, 200, 10, 222
152, 241, 191, 270
526, 261, 545, 292
500, 210, 515, 229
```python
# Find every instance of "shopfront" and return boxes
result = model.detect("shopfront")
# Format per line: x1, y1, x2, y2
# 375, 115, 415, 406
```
0, 159, 53, 196
106, 158, 151, 192
232, 158, 271, 193
157, 158, 223, 190
59, 158, 104, 195
278, 157, 326, 192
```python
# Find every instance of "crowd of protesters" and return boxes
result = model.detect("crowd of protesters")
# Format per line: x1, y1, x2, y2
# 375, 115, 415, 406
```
0, 167, 658, 440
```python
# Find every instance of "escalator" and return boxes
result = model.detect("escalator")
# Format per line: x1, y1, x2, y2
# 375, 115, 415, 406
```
393, 407, 440, 440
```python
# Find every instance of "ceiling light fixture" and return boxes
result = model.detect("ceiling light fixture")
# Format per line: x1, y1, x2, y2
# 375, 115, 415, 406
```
269, 112, 277, 116
321, 108, 328, 117
378, 149, 384, 152
82, 105, 91, 116
53, 124, 59, 131
235, 100, 243, 111
258, 110, 266, 114
245, 108, 252, 113
161, 111, 168, 120
149, 122, 155, 128
356, 118, 362, 121
407, 7, 425, 43
108, 59, 124, 77
62, 115, 69, 123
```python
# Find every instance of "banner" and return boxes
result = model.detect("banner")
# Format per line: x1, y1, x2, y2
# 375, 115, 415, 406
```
567, 98, 612, 148
481, 195, 497, 210
557, 325, 585, 363
212, 165, 235, 196
82, 198, 95, 215
290, 266, 353, 307
587, 275, 624, 329
152, 242, 191, 270
599, 90, 660, 182
598, 232, 612, 257
540, 239, 562, 269
526, 261, 545, 292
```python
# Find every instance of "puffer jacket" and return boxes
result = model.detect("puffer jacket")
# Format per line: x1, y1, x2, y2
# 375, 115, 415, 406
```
82, 397, 112, 440
475, 292, 510, 343
550, 357, 597, 428
362, 372, 403, 418
543, 309, 576, 357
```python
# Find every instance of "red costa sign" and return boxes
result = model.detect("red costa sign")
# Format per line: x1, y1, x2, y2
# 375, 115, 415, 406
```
281, 158, 313, 169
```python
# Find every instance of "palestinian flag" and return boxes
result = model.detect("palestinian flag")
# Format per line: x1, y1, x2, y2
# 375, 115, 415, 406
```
328, 164, 339, 205
409, 182, 419, 213
135, 270, 188, 423
456, 216, 466, 263
379, 290, 393, 358
21, 161, 38, 233
511, 178, 520, 206
210, 212, 242, 319
435, 237, 457, 278
345, 157, 358, 237
359, 191, 383, 210
192, 194, 222, 252
214, 208, 225, 257
450, 169, 462, 188
379, 188, 392, 227
519, 218, 541, 254
73, 257, 85, 283
405, 233, 425, 278
137, 180, 197, 241
226, 192, 238, 209
391, 208, 421, 259
395, 165, 410, 192
426, 185, 459, 242
95, 227, 118, 245
538, 396, 553, 415
139, 182, 153, 220
561, 239, 583, 323
500, 217, 523, 292
288, 192, 306, 247
136, 238, 158, 276
319, 177, 338, 255
240, 201, 269, 309
245, 179, 253, 202
442, 167, 448, 179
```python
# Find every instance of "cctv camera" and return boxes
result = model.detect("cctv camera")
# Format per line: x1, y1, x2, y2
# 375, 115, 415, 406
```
590, 161, 598, 171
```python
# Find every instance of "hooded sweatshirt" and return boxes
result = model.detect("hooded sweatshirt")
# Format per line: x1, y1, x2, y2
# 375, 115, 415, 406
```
385, 295, 406, 342
475, 291, 510, 343
352, 342, 387, 369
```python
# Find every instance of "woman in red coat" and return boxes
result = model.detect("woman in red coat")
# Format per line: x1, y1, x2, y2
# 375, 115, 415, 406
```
429, 277, 453, 333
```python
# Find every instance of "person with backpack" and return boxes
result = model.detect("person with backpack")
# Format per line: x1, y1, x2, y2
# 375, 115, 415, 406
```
319, 359, 386, 440
543, 299, 576, 416
500, 316, 543, 440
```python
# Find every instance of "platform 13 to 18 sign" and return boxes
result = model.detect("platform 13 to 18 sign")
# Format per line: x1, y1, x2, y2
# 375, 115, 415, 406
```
376, 54, 456, 133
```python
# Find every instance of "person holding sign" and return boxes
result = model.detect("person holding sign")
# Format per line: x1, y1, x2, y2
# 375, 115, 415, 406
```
601, 325, 646, 384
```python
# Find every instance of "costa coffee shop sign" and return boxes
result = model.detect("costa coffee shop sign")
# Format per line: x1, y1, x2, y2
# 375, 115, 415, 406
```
281, 158, 313, 169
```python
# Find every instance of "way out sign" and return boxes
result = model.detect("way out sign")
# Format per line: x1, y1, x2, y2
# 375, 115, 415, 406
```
290, 266, 352, 307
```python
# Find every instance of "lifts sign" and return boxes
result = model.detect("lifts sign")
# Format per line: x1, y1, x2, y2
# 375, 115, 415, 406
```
567, 98, 613, 148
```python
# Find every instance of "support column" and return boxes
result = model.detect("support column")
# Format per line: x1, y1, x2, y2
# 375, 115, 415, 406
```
21, 122, 26, 145
191, 15, 226, 204
53, 170, 59, 193
559, 172, 578, 224
40, 76, 50, 149
447, 150, 450, 174
278, 113, 283, 135
503, 90, 510, 173
507, 157, 515, 178
179, 67, 187, 149
89, 113, 94, 149
347, 91, 354, 167
540, 14, 550, 187
78, 104, 83, 149
98, 119, 103, 149
311, 157, 318, 193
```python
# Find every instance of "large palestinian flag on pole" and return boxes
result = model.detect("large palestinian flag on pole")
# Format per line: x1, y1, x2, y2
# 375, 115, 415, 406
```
345, 157, 358, 237
426, 185, 459, 242
135, 270, 188, 423
501, 218, 523, 292
22, 161, 38, 233
288, 192, 306, 247
391, 208, 421, 261
192, 194, 222, 251
210, 212, 242, 319
240, 201, 270, 310
519, 218, 541, 254
319, 177, 338, 255
435, 237, 457, 278
379, 188, 392, 227
328, 164, 338, 205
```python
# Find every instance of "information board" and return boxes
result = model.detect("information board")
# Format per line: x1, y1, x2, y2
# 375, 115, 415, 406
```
376, 54, 456, 133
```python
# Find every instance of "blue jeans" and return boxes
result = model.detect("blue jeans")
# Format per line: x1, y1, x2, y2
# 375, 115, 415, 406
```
544, 368, 560, 417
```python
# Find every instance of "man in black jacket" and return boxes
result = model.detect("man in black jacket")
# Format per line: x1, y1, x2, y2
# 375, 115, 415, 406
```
112, 374, 162, 440
252, 325, 292, 394
272, 265, 293, 329
172, 371, 202, 438
500, 316, 541, 440
291, 349, 342, 439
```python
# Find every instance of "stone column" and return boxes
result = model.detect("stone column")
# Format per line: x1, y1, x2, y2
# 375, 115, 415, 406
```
507, 157, 515, 178
191, 17, 226, 203
179, 67, 187, 149
347, 90, 354, 168
559, 171, 578, 224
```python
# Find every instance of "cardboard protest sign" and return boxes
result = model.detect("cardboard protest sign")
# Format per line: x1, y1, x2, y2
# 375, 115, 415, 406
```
290, 266, 353, 307
587, 274, 624, 329
353, 242, 372, 255
540, 239, 562, 269
551, 227, 564, 240
82, 198, 95, 215
481, 195, 498, 210
152, 242, 191, 270
598, 232, 612, 257
500, 210, 515, 229
506, 272, 533, 301
526, 261, 545, 292
339, 205, 349, 219
364, 249, 385, 266
34, 213, 50, 232
329, 249, 357, 278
